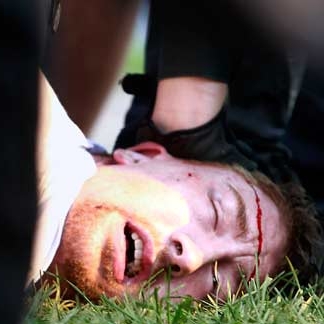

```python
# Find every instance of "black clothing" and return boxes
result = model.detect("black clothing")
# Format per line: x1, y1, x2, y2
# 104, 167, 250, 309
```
0, 0, 53, 322
135, 109, 257, 170
284, 66, 324, 218
115, 0, 294, 183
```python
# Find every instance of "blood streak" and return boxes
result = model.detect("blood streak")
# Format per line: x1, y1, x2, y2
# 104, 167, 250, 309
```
247, 182, 263, 280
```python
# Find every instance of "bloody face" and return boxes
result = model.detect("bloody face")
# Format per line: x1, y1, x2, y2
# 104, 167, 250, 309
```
49, 142, 288, 300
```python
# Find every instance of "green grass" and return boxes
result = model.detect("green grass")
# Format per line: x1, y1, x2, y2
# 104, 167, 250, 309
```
120, 40, 145, 75
23, 269, 324, 324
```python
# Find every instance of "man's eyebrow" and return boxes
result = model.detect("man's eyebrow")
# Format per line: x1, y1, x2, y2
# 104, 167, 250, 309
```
229, 185, 247, 238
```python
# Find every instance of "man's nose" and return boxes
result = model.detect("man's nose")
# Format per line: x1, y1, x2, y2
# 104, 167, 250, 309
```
167, 232, 204, 277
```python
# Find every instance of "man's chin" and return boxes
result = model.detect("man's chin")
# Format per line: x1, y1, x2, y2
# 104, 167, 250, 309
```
50, 265, 141, 301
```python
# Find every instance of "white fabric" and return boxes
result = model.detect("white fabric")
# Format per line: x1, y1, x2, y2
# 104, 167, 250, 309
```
28, 79, 97, 284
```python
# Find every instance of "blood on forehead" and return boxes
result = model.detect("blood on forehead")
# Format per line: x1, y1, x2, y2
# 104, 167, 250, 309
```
246, 181, 263, 280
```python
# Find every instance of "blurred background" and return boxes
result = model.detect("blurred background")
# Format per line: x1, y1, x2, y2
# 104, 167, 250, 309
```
88, 2, 148, 152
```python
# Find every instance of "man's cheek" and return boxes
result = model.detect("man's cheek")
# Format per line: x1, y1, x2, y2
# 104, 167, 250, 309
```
151, 265, 214, 299
92, 168, 191, 228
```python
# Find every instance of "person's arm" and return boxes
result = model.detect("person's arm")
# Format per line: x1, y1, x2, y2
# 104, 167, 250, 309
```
152, 77, 228, 133
134, 76, 255, 169
117, 1, 233, 138
120, 2, 256, 169
150, 0, 237, 133
43, 0, 140, 133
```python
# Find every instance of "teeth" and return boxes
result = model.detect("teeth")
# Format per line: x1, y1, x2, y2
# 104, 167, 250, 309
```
131, 232, 139, 240
125, 230, 144, 278
135, 239, 143, 249
134, 250, 142, 259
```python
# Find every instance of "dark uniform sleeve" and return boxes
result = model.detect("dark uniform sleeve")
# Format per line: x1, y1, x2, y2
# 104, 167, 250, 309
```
146, 0, 237, 83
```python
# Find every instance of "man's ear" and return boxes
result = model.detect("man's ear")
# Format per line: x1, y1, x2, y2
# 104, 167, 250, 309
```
129, 141, 167, 157
113, 141, 168, 165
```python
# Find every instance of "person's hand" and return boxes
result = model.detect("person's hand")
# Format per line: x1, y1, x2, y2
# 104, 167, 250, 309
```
136, 109, 257, 171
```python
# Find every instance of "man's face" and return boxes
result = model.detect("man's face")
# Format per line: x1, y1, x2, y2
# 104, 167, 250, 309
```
50, 142, 287, 301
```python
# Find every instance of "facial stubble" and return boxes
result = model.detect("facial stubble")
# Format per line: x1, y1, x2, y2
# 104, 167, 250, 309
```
49, 200, 139, 300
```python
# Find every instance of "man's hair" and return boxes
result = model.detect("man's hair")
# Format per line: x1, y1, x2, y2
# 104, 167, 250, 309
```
276, 181, 323, 283
234, 165, 323, 284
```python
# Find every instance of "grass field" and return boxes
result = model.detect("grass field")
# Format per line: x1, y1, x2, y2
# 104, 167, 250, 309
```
23, 268, 324, 324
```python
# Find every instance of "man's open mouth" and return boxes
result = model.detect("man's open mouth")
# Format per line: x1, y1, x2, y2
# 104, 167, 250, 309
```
124, 224, 144, 278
